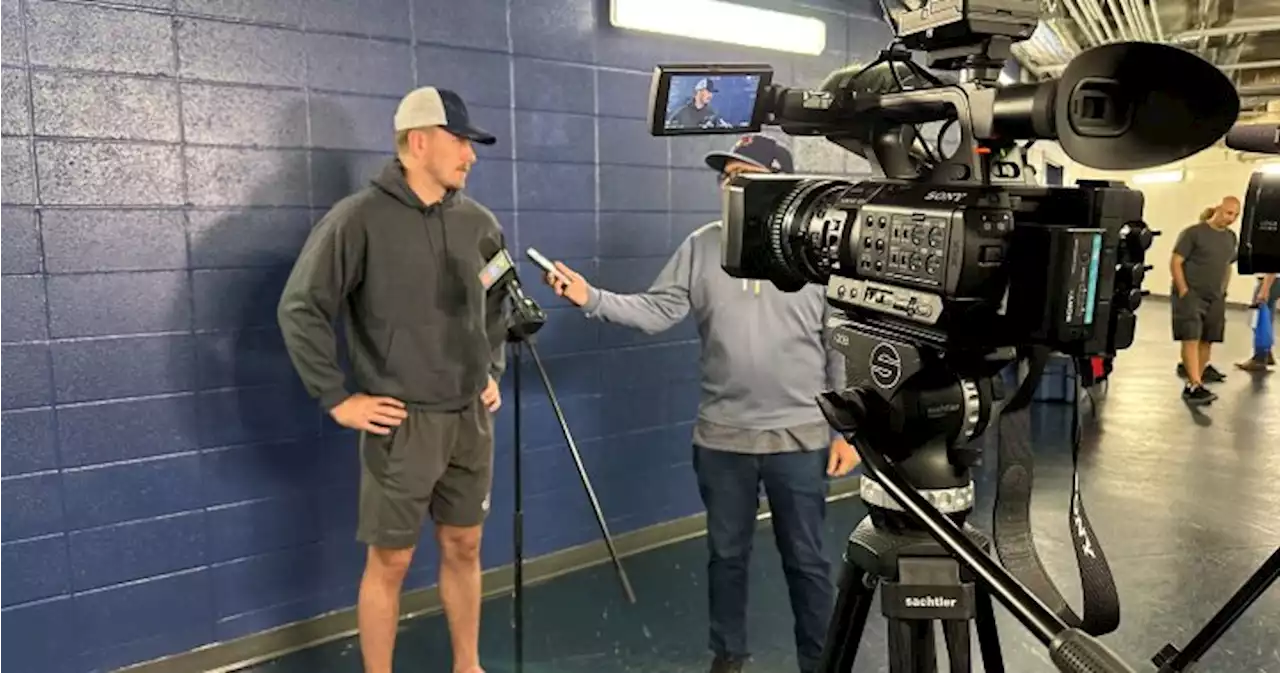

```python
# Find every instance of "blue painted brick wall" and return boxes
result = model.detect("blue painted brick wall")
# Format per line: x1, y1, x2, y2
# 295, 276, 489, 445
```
0, 0, 891, 670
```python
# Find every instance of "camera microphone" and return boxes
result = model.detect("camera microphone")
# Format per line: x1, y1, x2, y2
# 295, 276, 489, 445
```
1223, 122, 1280, 155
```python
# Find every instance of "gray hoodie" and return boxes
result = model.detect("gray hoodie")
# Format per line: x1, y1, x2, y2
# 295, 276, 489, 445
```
583, 221, 844, 454
278, 159, 507, 413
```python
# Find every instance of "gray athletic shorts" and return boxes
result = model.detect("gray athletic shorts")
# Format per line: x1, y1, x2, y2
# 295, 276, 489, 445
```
356, 401, 494, 549
1171, 290, 1227, 343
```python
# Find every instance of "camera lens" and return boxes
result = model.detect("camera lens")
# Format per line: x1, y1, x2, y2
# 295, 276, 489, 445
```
765, 179, 856, 287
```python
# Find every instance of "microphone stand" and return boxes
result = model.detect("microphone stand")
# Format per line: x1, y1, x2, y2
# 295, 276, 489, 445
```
501, 281, 637, 673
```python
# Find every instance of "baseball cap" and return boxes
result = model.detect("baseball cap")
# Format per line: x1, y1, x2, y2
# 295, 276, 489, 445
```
394, 86, 496, 145
704, 134, 794, 174
695, 78, 718, 93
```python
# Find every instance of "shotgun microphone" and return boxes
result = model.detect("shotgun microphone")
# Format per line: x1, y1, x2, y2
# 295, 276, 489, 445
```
1224, 123, 1280, 155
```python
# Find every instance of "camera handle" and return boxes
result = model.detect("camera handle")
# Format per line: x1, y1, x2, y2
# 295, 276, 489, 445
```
816, 389, 1137, 673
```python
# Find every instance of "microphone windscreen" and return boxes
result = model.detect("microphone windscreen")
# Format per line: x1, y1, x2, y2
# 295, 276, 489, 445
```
1224, 123, 1280, 154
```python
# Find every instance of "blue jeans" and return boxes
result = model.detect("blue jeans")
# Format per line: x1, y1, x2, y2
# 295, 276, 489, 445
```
693, 445, 834, 673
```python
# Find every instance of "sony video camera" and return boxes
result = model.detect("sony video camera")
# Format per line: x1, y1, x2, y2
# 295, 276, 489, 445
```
644, 8, 1251, 672
645, 2, 1240, 404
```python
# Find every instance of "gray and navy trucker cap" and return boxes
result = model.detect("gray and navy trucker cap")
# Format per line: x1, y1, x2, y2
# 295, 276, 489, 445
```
704, 133, 794, 174
394, 86, 496, 145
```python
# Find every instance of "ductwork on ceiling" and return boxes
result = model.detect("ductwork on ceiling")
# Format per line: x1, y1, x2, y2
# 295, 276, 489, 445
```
1011, 0, 1280, 118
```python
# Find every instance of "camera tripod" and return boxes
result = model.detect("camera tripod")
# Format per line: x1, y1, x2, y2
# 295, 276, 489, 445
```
810, 322, 1135, 673
817, 451, 1005, 673
814, 390, 1009, 673
500, 281, 636, 673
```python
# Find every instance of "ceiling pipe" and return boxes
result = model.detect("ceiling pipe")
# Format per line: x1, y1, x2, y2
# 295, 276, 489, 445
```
1238, 84, 1280, 96
1124, 0, 1153, 40
1147, 0, 1166, 41
1082, 0, 1117, 42
1104, 0, 1132, 39
1170, 18, 1280, 43
1036, 19, 1080, 60
1061, 0, 1104, 45
1048, 18, 1086, 54
1126, 0, 1149, 40
1036, 57, 1280, 75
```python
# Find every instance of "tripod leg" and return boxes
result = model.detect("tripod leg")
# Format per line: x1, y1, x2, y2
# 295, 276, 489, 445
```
525, 341, 637, 604
816, 565, 875, 673
1154, 545, 1279, 672
887, 618, 937, 673
511, 341, 524, 673
941, 620, 970, 673
973, 586, 1004, 673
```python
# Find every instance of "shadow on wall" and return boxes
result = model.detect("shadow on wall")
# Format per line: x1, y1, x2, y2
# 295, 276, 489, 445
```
175, 98, 387, 638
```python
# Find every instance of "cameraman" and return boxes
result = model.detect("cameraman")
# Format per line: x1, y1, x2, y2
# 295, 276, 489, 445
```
543, 134, 858, 673
1170, 195, 1240, 404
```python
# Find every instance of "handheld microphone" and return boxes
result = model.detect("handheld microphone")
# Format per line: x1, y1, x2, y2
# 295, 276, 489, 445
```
1224, 123, 1280, 155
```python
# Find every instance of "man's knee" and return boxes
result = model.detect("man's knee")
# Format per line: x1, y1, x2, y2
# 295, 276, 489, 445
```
366, 545, 415, 583
437, 524, 482, 565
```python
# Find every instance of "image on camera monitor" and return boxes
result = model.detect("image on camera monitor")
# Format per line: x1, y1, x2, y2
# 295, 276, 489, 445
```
663, 74, 760, 132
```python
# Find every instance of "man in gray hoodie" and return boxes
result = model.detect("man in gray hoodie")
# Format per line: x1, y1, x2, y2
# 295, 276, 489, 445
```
278, 86, 506, 673
544, 134, 858, 673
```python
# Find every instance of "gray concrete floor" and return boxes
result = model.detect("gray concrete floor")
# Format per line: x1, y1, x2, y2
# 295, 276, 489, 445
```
249, 300, 1279, 673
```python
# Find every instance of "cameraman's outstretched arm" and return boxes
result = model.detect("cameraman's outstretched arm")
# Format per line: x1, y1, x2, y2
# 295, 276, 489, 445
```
546, 239, 694, 335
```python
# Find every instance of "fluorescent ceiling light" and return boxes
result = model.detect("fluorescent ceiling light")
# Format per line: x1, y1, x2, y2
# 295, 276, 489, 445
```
610, 0, 827, 55
1131, 168, 1184, 184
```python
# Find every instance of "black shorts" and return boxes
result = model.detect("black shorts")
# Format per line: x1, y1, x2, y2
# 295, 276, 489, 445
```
356, 401, 494, 549
1172, 290, 1227, 343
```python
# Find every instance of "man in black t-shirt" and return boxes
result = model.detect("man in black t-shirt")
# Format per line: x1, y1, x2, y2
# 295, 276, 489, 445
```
1170, 196, 1240, 404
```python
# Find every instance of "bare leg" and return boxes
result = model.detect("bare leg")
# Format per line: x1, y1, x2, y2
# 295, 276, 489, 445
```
359, 545, 415, 673
1198, 341, 1212, 378
438, 524, 484, 673
1181, 340, 1203, 385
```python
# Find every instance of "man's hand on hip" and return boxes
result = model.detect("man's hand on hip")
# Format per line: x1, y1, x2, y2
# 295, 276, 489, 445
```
481, 376, 501, 412
546, 261, 590, 307
827, 436, 859, 477
329, 393, 407, 435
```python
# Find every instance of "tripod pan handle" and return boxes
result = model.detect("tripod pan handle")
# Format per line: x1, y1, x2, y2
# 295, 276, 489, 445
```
1050, 628, 1136, 673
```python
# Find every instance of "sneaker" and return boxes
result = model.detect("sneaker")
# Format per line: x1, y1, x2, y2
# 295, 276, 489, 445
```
1202, 364, 1226, 383
1182, 384, 1217, 405
1267, 351, 1276, 366
710, 656, 745, 673
1176, 363, 1188, 379
1236, 358, 1270, 372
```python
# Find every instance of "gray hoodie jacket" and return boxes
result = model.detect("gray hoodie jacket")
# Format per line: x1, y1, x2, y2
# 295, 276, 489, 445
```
583, 221, 844, 454
278, 159, 507, 413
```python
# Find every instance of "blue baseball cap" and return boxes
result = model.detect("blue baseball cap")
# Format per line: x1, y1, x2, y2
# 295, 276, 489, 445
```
394, 86, 496, 145
704, 134, 794, 174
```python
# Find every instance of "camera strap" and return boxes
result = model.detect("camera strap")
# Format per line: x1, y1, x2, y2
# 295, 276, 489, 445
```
992, 348, 1121, 636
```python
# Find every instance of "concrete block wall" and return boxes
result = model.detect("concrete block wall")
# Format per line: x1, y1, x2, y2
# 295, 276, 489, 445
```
0, 0, 891, 670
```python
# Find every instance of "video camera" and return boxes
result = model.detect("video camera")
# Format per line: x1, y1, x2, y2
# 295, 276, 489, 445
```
645, 3, 1254, 673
